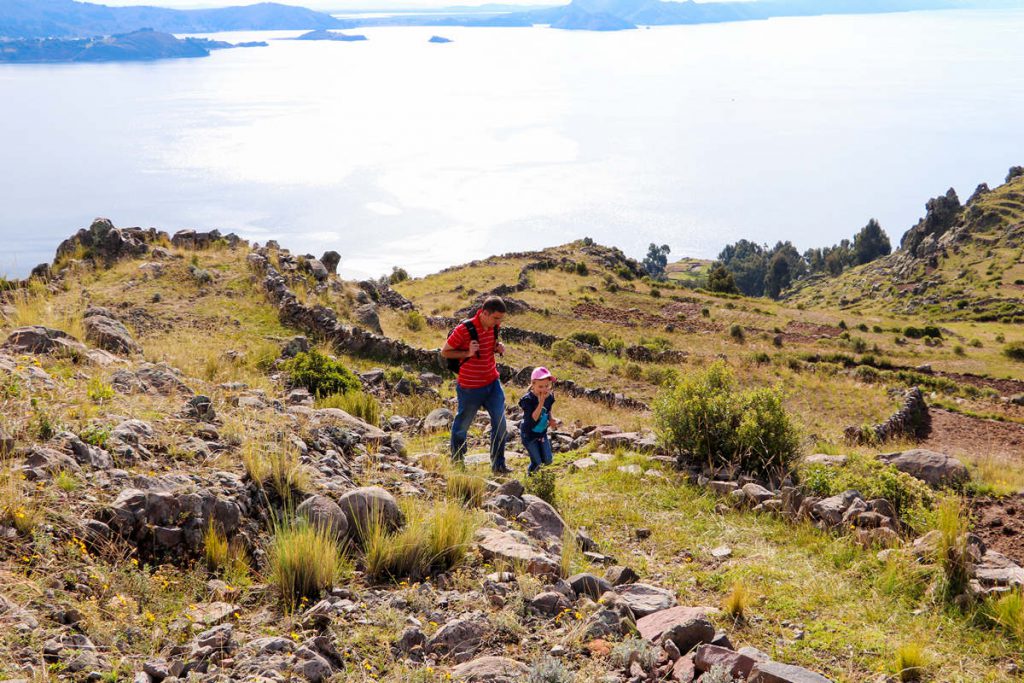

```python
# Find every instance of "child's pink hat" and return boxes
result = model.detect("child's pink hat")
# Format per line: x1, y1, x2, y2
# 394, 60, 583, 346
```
531, 366, 554, 381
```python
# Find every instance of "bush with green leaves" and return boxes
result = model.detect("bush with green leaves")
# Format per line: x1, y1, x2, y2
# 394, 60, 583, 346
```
1004, 341, 1024, 362
799, 453, 934, 532
570, 331, 601, 346
653, 362, 800, 478
405, 310, 426, 331
551, 340, 577, 361
283, 350, 360, 398
526, 468, 557, 507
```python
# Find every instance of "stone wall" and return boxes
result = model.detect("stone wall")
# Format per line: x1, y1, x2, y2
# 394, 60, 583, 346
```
844, 387, 930, 445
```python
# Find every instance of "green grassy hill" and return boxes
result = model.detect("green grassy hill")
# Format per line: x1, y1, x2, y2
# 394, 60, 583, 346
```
1, 222, 1024, 681
787, 172, 1024, 322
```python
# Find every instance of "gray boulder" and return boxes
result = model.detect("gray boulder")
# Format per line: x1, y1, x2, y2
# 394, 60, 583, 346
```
614, 582, 677, 618
877, 449, 968, 488
636, 606, 716, 653
297, 495, 349, 540
567, 573, 612, 600
338, 487, 403, 539
321, 251, 341, 274
452, 656, 529, 682
748, 661, 834, 682
517, 499, 567, 549
423, 408, 454, 432
83, 312, 141, 355
3, 326, 87, 357
426, 615, 488, 661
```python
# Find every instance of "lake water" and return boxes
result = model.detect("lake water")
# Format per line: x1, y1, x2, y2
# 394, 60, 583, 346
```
2, 9, 1023, 278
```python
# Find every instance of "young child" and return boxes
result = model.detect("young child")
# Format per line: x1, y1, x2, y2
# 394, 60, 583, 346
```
519, 366, 560, 474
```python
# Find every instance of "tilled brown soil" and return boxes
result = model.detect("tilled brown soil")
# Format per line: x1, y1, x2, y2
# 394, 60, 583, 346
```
920, 408, 1024, 563
918, 408, 1024, 462
972, 495, 1024, 566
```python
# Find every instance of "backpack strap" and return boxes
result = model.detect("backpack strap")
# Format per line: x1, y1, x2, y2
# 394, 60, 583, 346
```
462, 320, 479, 358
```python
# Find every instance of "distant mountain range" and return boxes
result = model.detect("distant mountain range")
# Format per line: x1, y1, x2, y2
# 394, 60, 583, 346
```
348, 0, 1023, 30
0, 0, 346, 39
1, 0, 1019, 40
0, 28, 265, 62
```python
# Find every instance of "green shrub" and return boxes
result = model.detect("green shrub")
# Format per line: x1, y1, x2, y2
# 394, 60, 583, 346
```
729, 324, 745, 343
574, 350, 596, 368
854, 365, 880, 383
1003, 341, 1024, 362
405, 310, 426, 331
284, 350, 360, 397
570, 331, 601, 346
623, 363, 643, 381
551, 340, 577, 361
904, 325, 942, 339
526, 468, 557, 507
644, 366, 678, 387
528, 655, 575, 683
80, 424, 111, 449
86, 377, 115, 404
799, 453, 933, 531
602, 336, 625, 353
653, 362, 800, 478
575, 261, 589, 276
316, 391, 381, 426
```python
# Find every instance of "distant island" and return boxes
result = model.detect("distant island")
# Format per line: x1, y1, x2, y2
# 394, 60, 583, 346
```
428, 35, 453, 42
347, 0, 1022, 31
1, 0, 1019, 42
292, 30, 367, 41
0, 0, 347, 40
0, 28, 265, 63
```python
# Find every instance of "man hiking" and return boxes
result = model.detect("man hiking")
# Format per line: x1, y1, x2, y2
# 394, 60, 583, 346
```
441, 296, 511, 474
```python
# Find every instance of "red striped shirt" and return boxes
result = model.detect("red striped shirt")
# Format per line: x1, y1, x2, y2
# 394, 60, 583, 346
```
447, 311, 500, 389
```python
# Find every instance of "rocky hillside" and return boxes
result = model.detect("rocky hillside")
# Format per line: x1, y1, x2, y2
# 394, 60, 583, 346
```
787, 168, 1024, 321
1, 220, 1024, 682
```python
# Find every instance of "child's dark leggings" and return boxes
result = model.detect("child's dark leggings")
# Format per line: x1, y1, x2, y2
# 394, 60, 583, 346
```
524, 436, 553, 473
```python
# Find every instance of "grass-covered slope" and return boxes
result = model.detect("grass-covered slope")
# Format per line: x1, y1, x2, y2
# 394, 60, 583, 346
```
787, 173, 1024, 322
0, 229, 1023, 681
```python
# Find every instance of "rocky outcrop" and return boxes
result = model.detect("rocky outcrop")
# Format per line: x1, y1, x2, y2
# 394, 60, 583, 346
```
83, 307, 141, 355
97, 478, 250, 560
900, 188, 962, 258
3, 326, 87, 357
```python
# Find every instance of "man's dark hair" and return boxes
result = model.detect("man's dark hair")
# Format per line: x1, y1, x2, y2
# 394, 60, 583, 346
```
481, 296, 507, 313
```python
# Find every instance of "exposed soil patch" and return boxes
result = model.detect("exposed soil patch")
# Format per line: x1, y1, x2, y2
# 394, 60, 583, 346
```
918, 408, 1024, 463
972, 495, 1024, 566
784, 320, 843, 339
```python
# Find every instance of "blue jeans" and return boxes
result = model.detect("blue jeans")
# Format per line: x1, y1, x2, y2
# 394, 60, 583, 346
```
450, 379, 507, 471
523, 436, 552, 474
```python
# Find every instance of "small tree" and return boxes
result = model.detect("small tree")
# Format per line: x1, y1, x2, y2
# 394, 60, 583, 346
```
853, 219, 892, 265
642, 243, 671, 280
706, 263, 739, 294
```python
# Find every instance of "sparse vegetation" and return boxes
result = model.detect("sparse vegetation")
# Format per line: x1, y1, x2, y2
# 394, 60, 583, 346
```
269, 517, 346, 609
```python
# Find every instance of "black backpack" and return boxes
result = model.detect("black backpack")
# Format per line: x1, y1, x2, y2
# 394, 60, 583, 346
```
446, 318, 500, 375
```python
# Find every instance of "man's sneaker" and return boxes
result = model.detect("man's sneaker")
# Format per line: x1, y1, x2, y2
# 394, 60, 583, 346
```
492, 465, 513, 475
